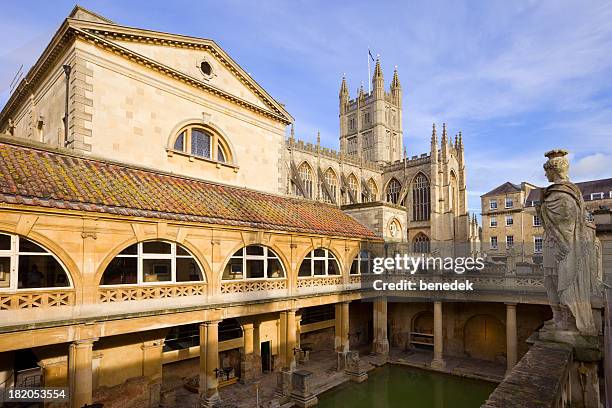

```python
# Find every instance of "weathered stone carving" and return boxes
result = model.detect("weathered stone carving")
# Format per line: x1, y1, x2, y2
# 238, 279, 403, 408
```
538, 149, 598, 335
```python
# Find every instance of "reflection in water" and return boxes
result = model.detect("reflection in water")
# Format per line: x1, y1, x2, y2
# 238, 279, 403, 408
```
318, 365, 495, 408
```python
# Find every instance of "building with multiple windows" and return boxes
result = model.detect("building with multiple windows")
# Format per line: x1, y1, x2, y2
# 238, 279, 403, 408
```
0, 7, 561, 408
481, 178, 612, 263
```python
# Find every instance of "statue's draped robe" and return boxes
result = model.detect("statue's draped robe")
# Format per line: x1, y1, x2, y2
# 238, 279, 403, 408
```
541, 182, 596, 334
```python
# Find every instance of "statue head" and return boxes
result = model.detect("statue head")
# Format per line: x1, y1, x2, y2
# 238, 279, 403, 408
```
543, 149, 570, 183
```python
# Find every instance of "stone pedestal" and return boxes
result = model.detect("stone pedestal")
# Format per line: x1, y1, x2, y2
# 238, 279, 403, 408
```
538, 327, 602, 408
336, 351, 347, 371
344, 351, 368, 383
275, 369, 292, 398
290, 370, 318, 408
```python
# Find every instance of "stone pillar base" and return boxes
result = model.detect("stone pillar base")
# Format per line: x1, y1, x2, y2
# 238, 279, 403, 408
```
290, 370, 318, 408
430, 358, 446, 370
275, 369, 292, 398
373, 339, 389, 355
199, 392, 221, 408
336, 351, 347, 371
345, 351, 368, 383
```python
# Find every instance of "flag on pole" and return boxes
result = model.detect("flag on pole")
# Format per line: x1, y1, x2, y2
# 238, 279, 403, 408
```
368, 49, 375, 62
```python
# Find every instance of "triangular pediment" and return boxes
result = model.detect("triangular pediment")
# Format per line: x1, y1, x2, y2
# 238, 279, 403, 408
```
67, 13, 292, 124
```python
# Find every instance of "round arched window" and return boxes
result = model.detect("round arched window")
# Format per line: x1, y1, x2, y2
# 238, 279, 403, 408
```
298, 248, 340, 277
222, 245, 285, 280
0, 233, 71, 291
172, 125, 231, 164
101, 241, 204, 285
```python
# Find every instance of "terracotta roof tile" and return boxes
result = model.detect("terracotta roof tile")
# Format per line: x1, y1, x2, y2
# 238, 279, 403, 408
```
0, 142, 378, 239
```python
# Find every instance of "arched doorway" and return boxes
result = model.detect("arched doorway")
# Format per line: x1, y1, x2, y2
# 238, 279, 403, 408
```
463, 315, 505, 362
410, 311, 434, 350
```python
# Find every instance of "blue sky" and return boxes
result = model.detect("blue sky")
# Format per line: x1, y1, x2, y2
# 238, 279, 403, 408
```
1, 1, 611, 215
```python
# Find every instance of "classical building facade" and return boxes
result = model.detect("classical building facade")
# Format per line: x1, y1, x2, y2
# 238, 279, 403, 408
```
481, 178, 612, 263
0, 7, 561, 408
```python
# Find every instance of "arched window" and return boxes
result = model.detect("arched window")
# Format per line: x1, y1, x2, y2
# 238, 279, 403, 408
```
413, 233, 430, 254
350, 250, 371, 275
298, 248, 340, 277
171, 124, 232, 164
322, 168, 338, 204
413, 174, 431, 221
364, 178, 378, 202
0, 233, 71, 291
222, 245, 285, 280
298, 162, 313, 199
347, 174, 358, 204
101, 241, 204, 285
450, 171, 458, 215
388, 219, 401, 239
386, 178, 401, 204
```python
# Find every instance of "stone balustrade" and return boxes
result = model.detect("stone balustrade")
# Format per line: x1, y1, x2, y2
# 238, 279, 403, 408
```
98, 284, 206, 303
0, 289, 75, 310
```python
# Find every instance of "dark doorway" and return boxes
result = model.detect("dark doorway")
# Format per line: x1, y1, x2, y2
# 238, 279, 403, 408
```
261, 341, 272, 372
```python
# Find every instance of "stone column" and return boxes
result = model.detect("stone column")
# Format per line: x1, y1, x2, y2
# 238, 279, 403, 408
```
334, 301, 350, 353
253, 320, 261, 357
296, 314, 302, 350
373, 297, 389, 354
240, 323, 256, 382
431, 301, 445, 369
199, 321, 221, 407
280, 310, 298, 371
506, 303, 518, 373
68, 338, 96, 408
142, 339, 164, 407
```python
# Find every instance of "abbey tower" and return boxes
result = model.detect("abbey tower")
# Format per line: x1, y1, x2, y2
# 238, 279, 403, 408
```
339, 59, 403, 164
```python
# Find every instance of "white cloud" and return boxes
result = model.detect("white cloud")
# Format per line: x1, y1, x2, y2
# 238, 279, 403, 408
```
572, 153, 612, 181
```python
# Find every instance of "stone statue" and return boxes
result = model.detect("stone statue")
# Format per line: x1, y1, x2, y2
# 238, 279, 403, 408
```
538, 149, 597, 335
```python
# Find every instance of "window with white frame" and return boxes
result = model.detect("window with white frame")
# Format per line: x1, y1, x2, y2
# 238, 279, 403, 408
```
490, 236, 498, 250
298, 248, 340, 277
505, 198, 513, 208
506, 235, 514, 248
534, 237, 543, 253
505, 215, 513, 226
222, 245, 285, 280
0, 233, 71, 291
171, 124, 231, 164
350, 250, 371, 275
490, 217, 498, 227
533, 215, 542, 227
490, 200, 498, 210
101, 241, 204, 285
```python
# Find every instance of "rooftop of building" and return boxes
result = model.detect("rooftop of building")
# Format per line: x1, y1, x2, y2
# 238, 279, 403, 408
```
0, 136, 379, 239
482, 182, 522, 197
523, 178, 612, 206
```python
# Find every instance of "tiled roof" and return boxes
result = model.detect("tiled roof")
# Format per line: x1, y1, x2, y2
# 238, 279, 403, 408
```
525, 178, 612, 206
482, 182, 521, 197
0, 141, 378, 239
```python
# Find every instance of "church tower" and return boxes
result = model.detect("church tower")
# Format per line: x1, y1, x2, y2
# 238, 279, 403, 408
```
339, 59, 403, 164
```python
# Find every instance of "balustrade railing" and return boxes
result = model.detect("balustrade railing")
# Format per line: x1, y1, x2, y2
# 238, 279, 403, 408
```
98, 283, 207, 303
220, 279, 287, 294
0, 289, 75, 310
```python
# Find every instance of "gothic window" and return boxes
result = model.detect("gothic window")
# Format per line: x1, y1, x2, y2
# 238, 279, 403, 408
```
366, 178, 378, 202
170, 124, 232, 164
298, 248, 340, 277
413, 233, 430, 254
222, 245, 285, 280
386, 178, 401, 204
347, 174, 358, 204
350, 250, 371, 275
388, 219, 401, 239
298, 162, 313, 198
0, 233, 72, 291
100, 241, 204, 285
323, 168, 338, 203
412, 173, 431, 221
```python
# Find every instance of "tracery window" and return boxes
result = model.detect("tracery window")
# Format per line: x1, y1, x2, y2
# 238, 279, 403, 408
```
323, 168, 338, 204
413, 173, 431, 221
0, 233, 71, 291
413, 233, 430, 254
222, 245, 285, 280
298, 248, 340, 277
100, 241, 204, 285
365, 178, 378, 202
347, 174, 358, 204
350, 250, 371, 275
171, 125, 231, 164
386, 178, 401, 204
298, 162, 313, 199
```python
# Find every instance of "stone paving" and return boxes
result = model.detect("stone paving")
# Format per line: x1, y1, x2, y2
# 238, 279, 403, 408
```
160, 348, 503, 407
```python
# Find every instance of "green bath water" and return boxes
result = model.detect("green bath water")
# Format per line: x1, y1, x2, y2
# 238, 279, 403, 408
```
317, 364, 496, 408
